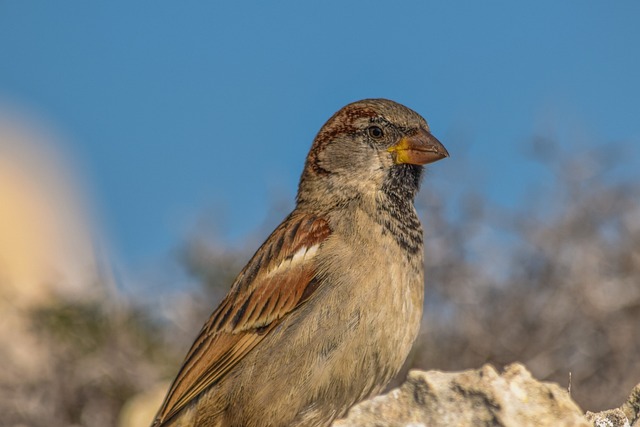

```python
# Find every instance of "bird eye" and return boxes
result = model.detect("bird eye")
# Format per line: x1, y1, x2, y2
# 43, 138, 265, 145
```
367, 126, 384, 139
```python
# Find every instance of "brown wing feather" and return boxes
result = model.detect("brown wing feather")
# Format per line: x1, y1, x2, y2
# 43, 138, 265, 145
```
153, 213, 331, 426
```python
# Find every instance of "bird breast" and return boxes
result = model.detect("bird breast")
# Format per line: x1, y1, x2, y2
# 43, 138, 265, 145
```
308, 206, 425, 398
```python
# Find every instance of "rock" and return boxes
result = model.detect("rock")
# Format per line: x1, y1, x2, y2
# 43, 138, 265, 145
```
587, 383, 640, 427
586, 409, 630, 427
333, 363, 592, 427
121, 363, 640, 427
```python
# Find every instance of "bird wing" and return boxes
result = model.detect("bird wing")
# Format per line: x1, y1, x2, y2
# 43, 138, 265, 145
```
153, 213, 332, 426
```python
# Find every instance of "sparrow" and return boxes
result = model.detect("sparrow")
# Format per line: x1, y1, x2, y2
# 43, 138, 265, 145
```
151, 99, 448, 427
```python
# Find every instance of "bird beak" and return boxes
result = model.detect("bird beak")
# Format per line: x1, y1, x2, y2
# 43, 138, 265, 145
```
387, 128, 449, 165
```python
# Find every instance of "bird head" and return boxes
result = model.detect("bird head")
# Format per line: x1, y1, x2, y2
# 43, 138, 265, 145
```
297, 99, 448, 209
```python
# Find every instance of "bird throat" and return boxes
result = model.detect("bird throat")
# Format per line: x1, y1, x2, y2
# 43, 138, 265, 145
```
383, 164, 423, 202
374, 164, 424, 256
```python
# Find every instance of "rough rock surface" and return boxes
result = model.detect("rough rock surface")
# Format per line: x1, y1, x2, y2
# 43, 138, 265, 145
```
120, 363, 640, 427
332, 364, 640, 427
586, 382, 640, 427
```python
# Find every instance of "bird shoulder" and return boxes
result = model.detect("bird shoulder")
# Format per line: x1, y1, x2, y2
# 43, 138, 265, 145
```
152, 213, 332, 426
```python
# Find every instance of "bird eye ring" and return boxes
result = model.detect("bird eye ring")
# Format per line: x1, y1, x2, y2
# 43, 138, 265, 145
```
367, 126, 384, 139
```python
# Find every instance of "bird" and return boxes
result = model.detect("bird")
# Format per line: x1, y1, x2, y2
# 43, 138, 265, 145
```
151, 98, 449, 427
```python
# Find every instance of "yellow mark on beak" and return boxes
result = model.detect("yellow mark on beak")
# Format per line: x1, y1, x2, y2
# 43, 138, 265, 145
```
388, 129, 449, 165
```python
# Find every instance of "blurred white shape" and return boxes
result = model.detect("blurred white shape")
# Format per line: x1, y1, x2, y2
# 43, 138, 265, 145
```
0, 108, 104, 385
0, 111, 100, 305
118, 382, 168, 427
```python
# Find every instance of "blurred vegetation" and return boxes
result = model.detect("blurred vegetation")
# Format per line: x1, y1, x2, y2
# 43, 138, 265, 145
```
3, 297, 167, 427
413, 139, 640, 412
2, 137, 639, 426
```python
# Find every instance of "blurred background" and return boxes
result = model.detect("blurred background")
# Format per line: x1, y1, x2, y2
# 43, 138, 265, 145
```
1, 2, 639, 426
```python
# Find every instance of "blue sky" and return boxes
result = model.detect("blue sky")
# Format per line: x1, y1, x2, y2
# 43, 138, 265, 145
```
1, 2, 639, 288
